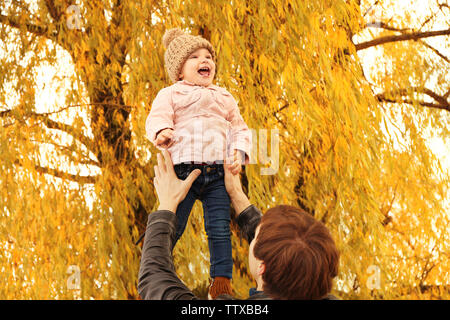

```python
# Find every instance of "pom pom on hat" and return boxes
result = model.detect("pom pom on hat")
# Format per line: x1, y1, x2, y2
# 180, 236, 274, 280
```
162, 28, 185, 49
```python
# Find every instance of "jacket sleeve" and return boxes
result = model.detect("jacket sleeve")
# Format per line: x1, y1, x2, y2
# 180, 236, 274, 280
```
226, 94, 252, 164
137, 210, 197, 300
235, 205, 263, 243
145, 87, 174, 145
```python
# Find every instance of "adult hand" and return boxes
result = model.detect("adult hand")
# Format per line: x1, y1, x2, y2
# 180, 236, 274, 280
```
228, 149, 242, 175
224, 156, 251, 215
153, 149, 201, 213
224, 156, 243, 196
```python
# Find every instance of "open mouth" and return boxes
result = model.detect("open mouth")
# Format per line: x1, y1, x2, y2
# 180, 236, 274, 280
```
198, 66, 211, 77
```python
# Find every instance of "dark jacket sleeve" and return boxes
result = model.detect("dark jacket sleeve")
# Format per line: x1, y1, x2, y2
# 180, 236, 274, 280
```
235, 205, 263, 243
137, 210, 197, 300
137, 205, 262, 300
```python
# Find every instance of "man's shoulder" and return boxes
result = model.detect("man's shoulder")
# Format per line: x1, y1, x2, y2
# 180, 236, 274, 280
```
236, 205, 263, 227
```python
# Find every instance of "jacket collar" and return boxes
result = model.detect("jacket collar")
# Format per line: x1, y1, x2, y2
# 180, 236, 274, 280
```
176, 80, 221, 92
248, 287, 272, 300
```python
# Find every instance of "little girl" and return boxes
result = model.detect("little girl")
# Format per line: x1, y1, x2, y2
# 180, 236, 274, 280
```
145, 28, 252, 299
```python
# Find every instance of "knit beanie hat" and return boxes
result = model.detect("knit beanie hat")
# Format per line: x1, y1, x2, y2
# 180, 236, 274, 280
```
162, 28, 216, 83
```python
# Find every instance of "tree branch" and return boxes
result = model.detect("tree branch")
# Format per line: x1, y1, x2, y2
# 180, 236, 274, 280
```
1, 108, 97, 155
419, 87, 449, 106
376, 95, 450, 112
438, 3, 450, 11
363, 0, 381, 17
381, 183, 398, 226
365, 21, 413, 32
1, 1, 84, 53
32, 114, 96, 154
364, 22, 450, 63
418, 242, 439, 288
0, 109, 11, 118
35, 164, 98, 184
376, 87, 450, 112
444, 88, 450, 99
13, 159, 97, 184
0, 13, 57, 41
29, 138, 100, 168
355, 28, 450, 51
44, 0, 63, 21
419, 40, 450, 63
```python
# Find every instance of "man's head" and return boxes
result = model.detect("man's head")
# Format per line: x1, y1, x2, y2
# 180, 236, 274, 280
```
162, 28, 216, 85
249, 205, 340, 299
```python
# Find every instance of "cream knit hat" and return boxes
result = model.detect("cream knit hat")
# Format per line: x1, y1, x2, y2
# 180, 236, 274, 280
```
162, 28, 216, 83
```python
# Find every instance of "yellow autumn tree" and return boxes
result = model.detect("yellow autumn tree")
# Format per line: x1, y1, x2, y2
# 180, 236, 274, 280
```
0, 0, 448, 299
352, 0, 449, 299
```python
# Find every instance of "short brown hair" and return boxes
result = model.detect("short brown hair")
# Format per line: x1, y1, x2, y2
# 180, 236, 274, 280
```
253, 205, 339, 299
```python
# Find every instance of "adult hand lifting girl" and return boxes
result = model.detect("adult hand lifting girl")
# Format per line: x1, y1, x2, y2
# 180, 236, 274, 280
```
153, 149, 243, 213
154, 149, 201, 213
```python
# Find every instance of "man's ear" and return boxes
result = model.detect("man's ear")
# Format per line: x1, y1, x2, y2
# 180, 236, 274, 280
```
257, 262, 266, 276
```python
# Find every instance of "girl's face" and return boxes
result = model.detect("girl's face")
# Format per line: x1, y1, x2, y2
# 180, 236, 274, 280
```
179, 48, 215, 87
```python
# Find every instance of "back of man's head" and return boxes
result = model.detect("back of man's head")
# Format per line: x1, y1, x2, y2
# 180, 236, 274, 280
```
254, 205, 339, 299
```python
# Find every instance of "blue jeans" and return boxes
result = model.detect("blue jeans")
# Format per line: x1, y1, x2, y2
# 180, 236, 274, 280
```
173, 163, 232, 279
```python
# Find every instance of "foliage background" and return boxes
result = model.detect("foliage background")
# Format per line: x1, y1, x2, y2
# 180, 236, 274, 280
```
0, 0, 448, 299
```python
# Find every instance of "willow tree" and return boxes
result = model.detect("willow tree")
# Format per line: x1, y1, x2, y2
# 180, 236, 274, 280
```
0, 0, 448, 299
352, 0, 450, 299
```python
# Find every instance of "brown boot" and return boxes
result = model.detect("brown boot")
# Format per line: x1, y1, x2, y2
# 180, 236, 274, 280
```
208, 277, 232, 299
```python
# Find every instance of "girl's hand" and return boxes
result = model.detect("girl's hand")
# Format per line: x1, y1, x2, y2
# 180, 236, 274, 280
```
155, 128, 175, 148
